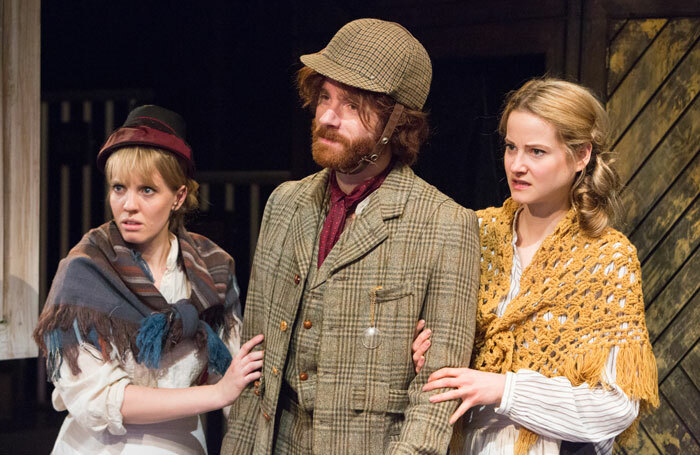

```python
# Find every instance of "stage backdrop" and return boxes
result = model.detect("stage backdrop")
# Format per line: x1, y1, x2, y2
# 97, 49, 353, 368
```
602, 15, 700, 455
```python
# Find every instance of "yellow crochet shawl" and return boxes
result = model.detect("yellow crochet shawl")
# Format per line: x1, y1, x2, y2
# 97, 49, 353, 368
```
462, 199, 658, 454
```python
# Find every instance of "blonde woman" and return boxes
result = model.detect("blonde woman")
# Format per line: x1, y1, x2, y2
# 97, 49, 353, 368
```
413, 79, 658, 454
34, 105, 263, 454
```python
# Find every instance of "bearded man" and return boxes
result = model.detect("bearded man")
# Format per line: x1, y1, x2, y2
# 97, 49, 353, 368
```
222, 18, 479, 455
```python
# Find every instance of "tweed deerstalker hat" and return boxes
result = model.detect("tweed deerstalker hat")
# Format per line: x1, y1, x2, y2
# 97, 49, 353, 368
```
300, 18, 432, 110
96, 105, 195, 177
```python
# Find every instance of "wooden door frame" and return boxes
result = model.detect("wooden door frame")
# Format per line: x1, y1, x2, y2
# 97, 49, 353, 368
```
580, 0, 700, 99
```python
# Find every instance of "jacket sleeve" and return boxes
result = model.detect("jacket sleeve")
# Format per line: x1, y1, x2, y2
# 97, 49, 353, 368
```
389, 205, 480, 454
221, 185, 281, 454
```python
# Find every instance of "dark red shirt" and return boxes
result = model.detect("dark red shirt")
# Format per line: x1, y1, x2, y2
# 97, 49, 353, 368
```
317, 162, 393, 268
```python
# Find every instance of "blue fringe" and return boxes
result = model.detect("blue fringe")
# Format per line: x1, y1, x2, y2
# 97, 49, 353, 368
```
44, 330, 63, 382
136, 313, 168, 369
202, 321, 232, 376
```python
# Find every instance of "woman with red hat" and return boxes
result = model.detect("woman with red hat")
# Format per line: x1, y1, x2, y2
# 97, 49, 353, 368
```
34, 105, 263, 454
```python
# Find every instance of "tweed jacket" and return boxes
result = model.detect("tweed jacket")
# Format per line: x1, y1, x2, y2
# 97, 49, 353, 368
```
222, 162, 480, 454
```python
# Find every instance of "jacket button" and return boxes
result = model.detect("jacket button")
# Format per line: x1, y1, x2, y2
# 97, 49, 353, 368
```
303, 320, 312, 329
262, 411, 271, 421
294, 274, 301, 285
254, 389, 261, 396
280, 320, 288, 331
254, 381, 260, 388
299, 372, 308, 381
272, 367, 279, 375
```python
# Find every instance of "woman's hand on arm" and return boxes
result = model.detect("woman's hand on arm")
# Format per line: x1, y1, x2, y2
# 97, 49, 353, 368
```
412, 319, 431, 374
121, 334, 264, 425
213, 333, 264, 406
422, 367, 506, 424
412, 321, 506, 425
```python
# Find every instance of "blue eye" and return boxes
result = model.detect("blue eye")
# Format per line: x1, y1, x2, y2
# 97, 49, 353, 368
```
505, 143, 516, 152
112, 184, 124, 192
532, 148, 545, 156
142, 187, 155, 195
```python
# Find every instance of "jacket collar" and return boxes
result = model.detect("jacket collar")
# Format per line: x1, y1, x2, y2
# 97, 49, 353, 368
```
291, 162, 416, 285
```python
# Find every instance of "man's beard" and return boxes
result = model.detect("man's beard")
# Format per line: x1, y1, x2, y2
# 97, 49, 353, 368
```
311, 120, 376, 171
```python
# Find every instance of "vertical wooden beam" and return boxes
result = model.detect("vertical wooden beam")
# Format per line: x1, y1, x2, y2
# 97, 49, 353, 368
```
565, 0, 583, 80
580, 0, 609, 98
0, 0, 41, 360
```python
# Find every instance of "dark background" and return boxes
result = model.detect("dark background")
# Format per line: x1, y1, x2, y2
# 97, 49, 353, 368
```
4, 1, 563, 453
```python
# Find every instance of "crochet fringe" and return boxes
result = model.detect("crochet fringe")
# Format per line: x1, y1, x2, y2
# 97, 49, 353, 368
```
514, 342, 659, 454
449, 341, 659, 454
514, 428, 539, 455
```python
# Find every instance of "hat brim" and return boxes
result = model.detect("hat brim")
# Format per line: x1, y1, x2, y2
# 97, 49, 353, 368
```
300, 53, 388, 96
96, 126, 195, 177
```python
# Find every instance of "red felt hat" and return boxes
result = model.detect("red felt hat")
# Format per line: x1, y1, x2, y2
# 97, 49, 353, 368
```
97, 105, 195, 177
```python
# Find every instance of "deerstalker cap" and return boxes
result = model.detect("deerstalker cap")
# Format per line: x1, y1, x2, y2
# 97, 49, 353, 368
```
300, 18, 432, 110
97, 105, 195, 177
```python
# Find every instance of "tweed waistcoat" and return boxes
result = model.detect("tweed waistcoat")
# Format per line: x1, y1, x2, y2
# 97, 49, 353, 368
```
283, 218, 327, 412
284, 195, 372, 413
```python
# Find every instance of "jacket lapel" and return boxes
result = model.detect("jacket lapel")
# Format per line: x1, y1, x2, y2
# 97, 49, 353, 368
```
330, 162, 415, 275
290, 169, 330, 283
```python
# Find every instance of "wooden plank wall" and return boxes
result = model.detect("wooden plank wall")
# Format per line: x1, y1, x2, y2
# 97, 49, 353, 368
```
607, 17, 700, 455
0, 0, 41, 360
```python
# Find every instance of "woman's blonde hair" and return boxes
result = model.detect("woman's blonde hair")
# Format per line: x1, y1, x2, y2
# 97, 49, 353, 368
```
499, 78, 621, 237
105, 146, 199, 233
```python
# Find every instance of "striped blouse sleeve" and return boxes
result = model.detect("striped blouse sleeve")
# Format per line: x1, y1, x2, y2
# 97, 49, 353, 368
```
495, 347, 639, 446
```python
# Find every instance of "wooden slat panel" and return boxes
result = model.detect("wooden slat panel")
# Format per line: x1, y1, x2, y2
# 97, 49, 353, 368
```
0, 0, 40, 360
681, 342, 700, 391
607, 18, 667, 96
613, 39, 699, 186
641, 198, 700, 302
629, 148, 700, 261
607, 18, 700, 145
645, 247, 700, 341
617, 425, 660, 455
640, 393, 700, 455
653, 291, 700, 380
606, 15, 700, 455
608, 19, 627, 42
662, 367, 700, 442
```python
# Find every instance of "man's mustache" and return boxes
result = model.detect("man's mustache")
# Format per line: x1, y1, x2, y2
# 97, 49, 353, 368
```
313, 125, 350, 147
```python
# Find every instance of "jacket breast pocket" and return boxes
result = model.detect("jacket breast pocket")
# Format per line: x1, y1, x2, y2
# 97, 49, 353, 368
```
369, 284, 416, 338
360, 284, 417, 382
373, 284, 413, 303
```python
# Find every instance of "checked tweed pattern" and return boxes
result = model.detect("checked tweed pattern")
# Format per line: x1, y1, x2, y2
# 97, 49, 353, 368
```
222, 163, 480, 454
300, 18, 432, 110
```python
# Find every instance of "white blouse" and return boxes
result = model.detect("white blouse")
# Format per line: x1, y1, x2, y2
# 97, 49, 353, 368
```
50, 235, 240, 455
460, 212, 639, 455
